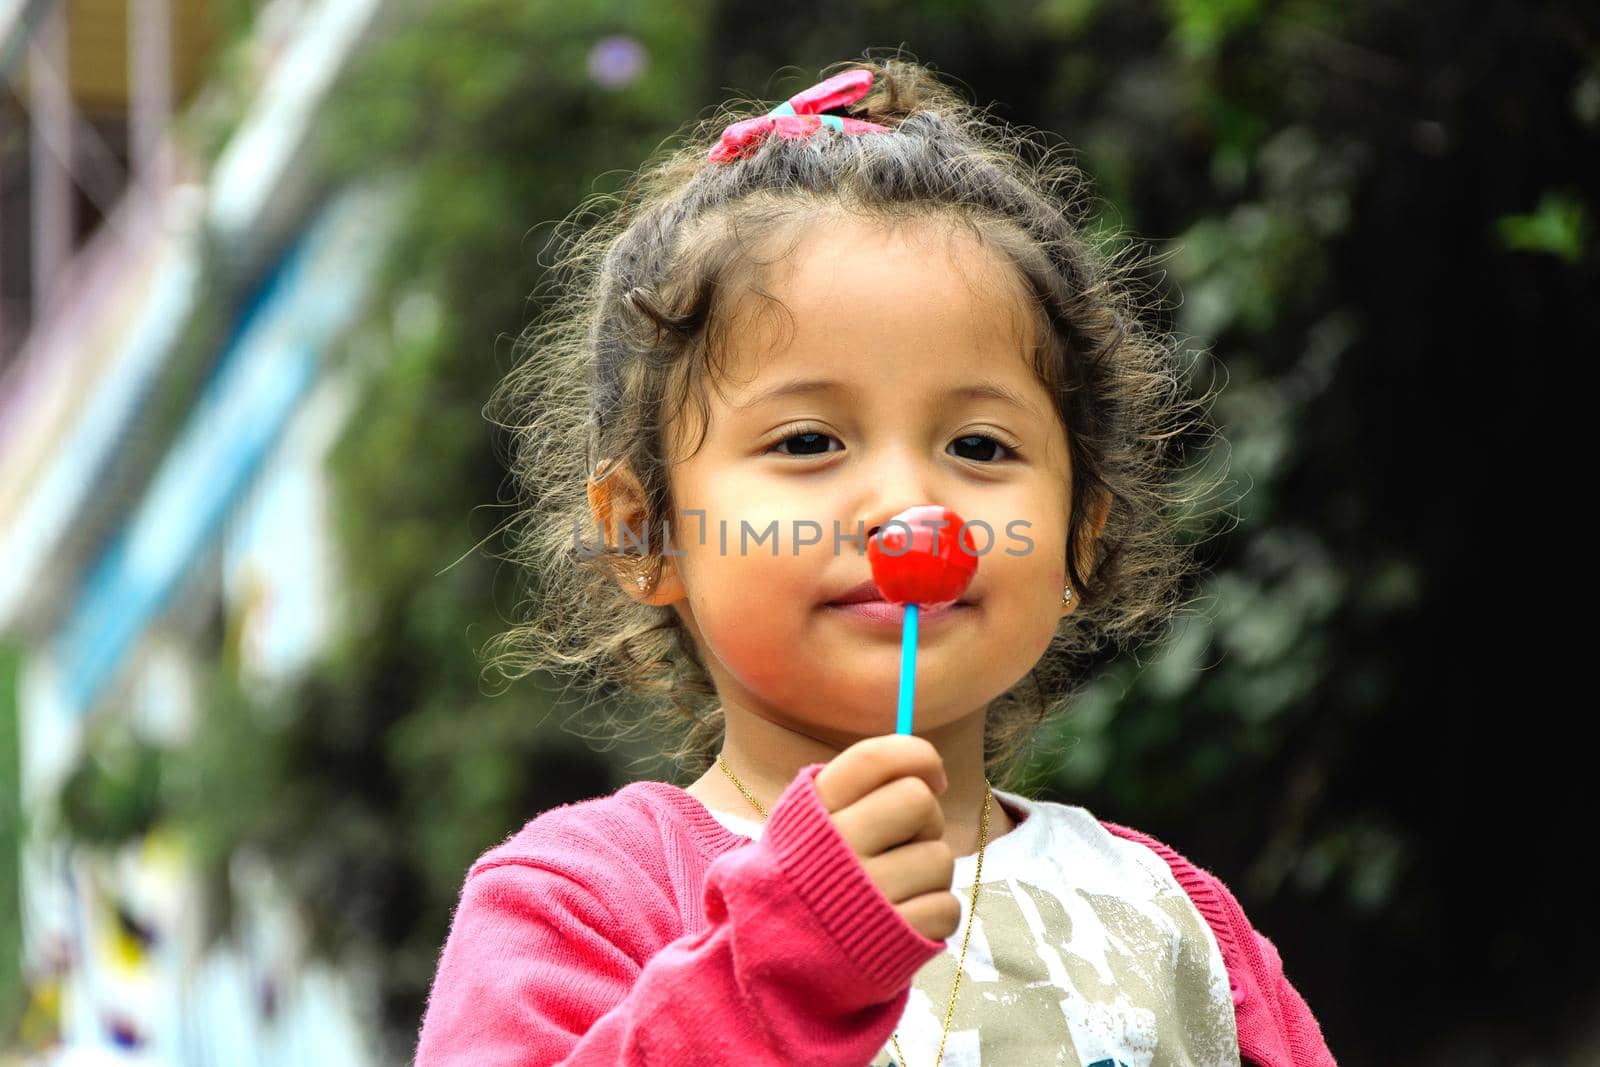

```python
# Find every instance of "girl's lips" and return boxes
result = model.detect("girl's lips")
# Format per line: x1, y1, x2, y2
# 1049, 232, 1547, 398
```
822, 599, 972, 627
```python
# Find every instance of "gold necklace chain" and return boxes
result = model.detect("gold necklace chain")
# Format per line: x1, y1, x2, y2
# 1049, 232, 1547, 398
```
716, 753, 989, 1067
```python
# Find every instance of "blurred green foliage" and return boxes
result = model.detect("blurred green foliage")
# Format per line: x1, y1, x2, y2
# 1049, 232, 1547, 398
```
0, 647, 22, 1044
50, 0, 1599, 1062
56, 724, 164, 847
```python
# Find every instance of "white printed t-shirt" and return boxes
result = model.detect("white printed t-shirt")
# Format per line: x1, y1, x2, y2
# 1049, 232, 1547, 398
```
705, 787, 1241, 1067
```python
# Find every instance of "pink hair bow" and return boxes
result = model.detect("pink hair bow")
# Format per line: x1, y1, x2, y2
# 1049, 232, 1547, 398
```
708, 69, 892, 163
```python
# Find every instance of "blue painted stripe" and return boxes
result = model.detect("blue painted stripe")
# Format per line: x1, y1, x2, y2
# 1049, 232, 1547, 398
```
49, 189, 391, 715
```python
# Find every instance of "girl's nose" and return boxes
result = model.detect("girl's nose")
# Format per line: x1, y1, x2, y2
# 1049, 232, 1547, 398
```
858, 453, 942, 540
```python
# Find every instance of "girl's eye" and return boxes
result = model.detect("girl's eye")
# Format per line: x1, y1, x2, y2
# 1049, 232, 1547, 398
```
767, 429, 1018, 461
949, 434, 1014, 463
768, 429, 841, 456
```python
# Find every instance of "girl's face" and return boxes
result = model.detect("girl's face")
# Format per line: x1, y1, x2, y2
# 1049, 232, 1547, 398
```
656, 215, 1080, 742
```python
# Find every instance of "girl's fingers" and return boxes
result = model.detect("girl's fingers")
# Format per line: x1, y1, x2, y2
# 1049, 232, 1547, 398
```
861, 839, 956, 904
831, 776, 946, 858
814, 734, 948, 813
896, 890, 964, 943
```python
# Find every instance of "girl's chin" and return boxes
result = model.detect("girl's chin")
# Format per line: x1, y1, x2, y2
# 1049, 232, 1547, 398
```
799, 696, 1001, 740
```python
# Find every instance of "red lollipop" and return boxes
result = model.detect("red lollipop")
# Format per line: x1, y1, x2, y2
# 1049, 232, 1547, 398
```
867, 505, 979, 735
867, 505, 980, 604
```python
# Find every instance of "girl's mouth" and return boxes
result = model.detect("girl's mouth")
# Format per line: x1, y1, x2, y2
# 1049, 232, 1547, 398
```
821, 599, 972, 627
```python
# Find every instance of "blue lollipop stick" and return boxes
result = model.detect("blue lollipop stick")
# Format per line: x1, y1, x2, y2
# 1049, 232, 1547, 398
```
897, 603, 919, 735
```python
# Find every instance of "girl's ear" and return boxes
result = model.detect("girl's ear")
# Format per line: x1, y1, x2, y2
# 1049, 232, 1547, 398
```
586, 461, 687, 606
1064, 488, 1112, 615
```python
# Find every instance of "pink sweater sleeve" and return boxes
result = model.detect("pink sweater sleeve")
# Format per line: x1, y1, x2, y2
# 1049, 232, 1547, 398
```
414, 763, 947, 1066
1252, 929, 1338, 1067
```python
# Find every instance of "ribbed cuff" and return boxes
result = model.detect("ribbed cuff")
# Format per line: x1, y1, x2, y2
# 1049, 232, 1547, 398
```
764, 763, 947, 992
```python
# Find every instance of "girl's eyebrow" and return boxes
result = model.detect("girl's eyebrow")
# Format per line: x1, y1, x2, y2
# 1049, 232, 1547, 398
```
735, 377, 1045, 420
946, 381, 1046, 420
734, 377, 846, 411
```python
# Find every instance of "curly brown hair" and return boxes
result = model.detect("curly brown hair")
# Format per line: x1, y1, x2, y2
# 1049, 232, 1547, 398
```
485, 56, 1222, 791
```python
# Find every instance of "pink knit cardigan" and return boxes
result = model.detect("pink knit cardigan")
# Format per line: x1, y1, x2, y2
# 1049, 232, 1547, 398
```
415, 762, 1337, 1066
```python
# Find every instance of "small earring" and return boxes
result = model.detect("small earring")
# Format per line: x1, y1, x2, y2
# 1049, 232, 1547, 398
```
1061, 586, 1073, 605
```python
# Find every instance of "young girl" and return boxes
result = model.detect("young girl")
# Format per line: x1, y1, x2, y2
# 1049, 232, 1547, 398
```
414, 59, 1337, 1067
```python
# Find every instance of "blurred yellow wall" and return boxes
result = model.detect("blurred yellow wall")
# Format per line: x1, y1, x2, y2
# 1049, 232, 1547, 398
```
26, 0, 221, 115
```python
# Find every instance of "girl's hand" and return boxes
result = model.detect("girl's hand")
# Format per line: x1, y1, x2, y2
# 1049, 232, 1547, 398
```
813, 734, 958, 942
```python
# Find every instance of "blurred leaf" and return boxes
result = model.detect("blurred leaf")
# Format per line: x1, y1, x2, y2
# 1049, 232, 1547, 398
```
1166, 0, 1264, 56
1497, 191, 1587, 262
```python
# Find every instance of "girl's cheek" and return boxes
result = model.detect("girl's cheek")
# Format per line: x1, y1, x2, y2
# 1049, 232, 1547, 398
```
708, 617, 795, 692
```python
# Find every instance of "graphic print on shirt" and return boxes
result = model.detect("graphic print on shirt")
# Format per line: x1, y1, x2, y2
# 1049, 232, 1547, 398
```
867, 874, 1238, 1067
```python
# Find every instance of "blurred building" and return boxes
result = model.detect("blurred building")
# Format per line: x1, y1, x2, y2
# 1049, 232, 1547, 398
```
0, 0, 397, 1061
